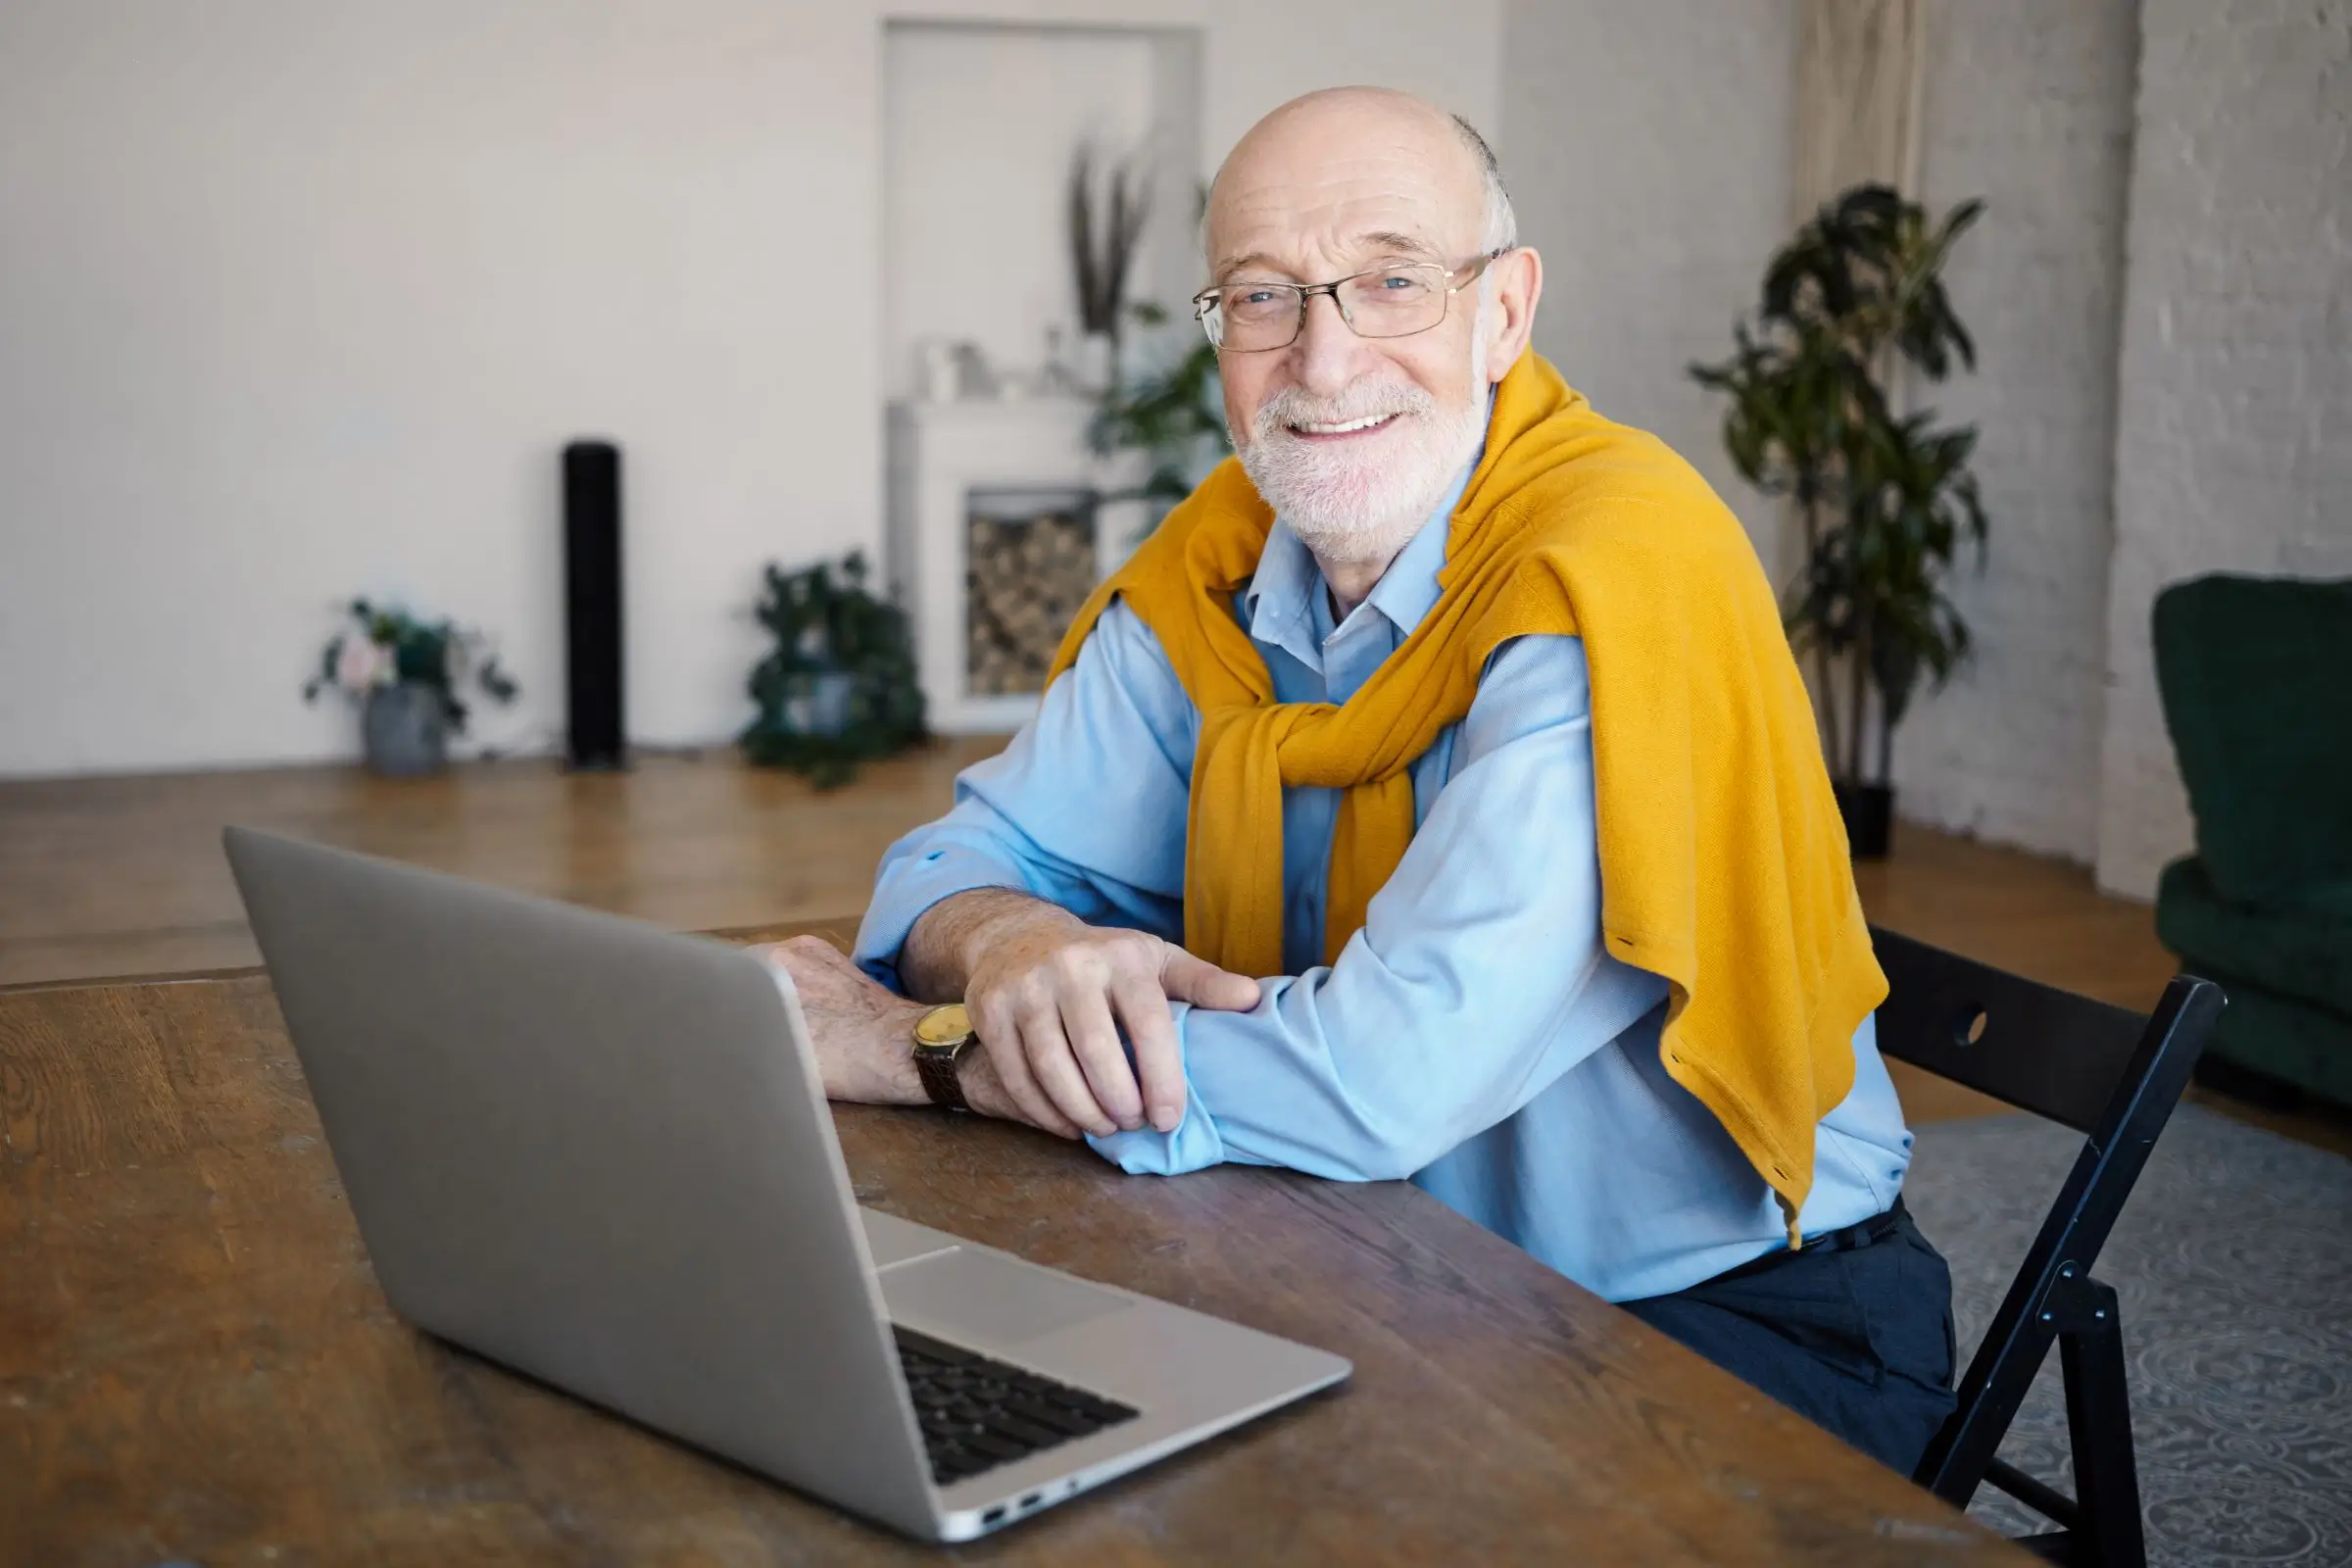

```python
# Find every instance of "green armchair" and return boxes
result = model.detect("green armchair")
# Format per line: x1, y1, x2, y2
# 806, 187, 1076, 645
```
2153, 573, 2352, 1108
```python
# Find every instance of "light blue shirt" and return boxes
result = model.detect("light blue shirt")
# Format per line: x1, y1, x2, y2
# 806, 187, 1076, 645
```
856, 465, 1916, 1302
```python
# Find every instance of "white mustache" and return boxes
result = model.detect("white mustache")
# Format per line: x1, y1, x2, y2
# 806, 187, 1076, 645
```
1251, 381, 1437, 442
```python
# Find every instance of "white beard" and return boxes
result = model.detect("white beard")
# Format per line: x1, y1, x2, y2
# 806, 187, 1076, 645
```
1233, 310, 1492, 568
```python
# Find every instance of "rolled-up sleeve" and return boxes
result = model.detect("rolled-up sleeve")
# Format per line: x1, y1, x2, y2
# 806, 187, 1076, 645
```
854, 602, 1196, 992
1089, 634, 1670, 1182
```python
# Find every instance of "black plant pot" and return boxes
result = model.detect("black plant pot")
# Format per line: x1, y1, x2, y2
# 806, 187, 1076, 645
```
1834, 781, 1894, 859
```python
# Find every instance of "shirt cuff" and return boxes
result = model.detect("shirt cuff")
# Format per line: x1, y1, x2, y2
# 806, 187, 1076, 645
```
1083, 1000, 1230, 1175
852, 845, 1025, 994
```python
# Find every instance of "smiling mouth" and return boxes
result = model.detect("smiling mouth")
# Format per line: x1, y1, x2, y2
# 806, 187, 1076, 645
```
1288, 412, 1402, 441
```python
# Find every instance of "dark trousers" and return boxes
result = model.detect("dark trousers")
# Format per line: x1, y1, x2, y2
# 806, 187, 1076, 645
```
1622, 1201, 1958, 1475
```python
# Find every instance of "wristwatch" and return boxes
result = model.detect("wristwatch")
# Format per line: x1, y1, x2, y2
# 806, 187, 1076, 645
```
910, 1003, 978, 1112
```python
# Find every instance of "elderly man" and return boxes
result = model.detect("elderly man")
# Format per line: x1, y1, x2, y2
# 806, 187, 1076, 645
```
765, 87, 1956, 1473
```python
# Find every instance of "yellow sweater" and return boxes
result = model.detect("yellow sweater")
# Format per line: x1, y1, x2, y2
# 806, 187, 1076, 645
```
1048, 352, 1886, 1240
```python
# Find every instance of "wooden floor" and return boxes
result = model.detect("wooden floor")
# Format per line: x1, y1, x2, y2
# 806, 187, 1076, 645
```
3, 742, 2342, 1152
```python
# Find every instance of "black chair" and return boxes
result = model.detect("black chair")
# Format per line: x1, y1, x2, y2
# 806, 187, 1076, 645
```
1872, 926, 2226, 1568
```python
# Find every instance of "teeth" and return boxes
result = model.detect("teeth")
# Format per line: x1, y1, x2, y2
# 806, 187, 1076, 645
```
1295, 415, 1393, 434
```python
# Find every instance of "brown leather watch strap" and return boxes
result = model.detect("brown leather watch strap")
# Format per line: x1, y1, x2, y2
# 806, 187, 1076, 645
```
913, 1041, 971, 1112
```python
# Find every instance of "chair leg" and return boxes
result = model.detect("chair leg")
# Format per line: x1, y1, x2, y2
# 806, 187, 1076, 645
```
2059, 1281, 2144, 1568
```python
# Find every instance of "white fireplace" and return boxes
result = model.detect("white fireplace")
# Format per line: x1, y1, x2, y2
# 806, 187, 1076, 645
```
885, 397, 1149, 734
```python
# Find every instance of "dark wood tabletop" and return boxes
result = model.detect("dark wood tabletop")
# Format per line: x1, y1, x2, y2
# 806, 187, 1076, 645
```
0, 922, 2022, 1566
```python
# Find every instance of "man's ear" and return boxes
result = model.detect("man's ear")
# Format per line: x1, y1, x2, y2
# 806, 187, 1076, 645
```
1483, 246, 1544, 384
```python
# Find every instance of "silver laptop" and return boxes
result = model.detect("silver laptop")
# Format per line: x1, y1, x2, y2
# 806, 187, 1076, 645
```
223, 827, 1348, 1543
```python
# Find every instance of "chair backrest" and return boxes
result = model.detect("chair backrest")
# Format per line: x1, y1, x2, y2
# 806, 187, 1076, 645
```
1871, 926, 2226, 1507
1872, 927, 2148, 1134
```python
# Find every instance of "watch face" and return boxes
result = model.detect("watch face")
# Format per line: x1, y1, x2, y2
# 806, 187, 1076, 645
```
912, 1003, 974, 1050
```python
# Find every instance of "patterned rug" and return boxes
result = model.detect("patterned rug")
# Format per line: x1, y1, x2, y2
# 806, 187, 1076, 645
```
1905, 1105, 2352, 1566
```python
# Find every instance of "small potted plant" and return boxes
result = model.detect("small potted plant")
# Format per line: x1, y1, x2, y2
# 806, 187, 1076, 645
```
1090, 182, 1231, 551
1091, 322, 1229, 511
1067, 139, 1154, 393
304, 599, 519, 777
740, 552, 925, 789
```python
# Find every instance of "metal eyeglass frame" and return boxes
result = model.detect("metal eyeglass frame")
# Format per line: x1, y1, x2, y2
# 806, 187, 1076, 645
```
1191, 247, 1512, 352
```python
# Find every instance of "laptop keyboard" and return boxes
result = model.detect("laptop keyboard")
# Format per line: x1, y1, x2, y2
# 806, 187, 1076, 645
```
892, 1325, 1141, 1486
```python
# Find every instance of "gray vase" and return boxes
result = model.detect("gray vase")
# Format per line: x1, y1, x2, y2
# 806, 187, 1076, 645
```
362, 682, 449, 777
783, 670, 858, 737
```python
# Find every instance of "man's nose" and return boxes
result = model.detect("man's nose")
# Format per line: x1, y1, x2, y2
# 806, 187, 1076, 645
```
1288, 290, 1370, 397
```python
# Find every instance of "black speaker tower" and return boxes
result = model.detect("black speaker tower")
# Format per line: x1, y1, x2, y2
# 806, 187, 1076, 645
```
563, 439, 627, 770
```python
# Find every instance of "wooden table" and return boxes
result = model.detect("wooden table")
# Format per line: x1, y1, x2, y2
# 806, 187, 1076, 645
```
1, 926, 2021, 1565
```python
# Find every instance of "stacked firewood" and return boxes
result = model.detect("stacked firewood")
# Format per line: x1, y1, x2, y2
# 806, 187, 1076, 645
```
965, 510, 1098, 696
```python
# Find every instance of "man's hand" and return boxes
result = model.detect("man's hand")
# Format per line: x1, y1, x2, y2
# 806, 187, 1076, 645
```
910, 893, 1261, 1139
749, 935, 928, 1108
747, 935, 1082, 1139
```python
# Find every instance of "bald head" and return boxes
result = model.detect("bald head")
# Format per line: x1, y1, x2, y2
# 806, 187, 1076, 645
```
1205, 88, 1515, 275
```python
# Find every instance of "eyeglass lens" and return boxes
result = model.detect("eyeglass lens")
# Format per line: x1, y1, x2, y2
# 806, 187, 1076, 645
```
1208, 267, 1450, 351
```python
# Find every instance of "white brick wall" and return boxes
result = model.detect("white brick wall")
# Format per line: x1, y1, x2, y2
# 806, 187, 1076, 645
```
2096, 0, 2352, 898
1894, 0, 2139, 863
1498, 0, 1798, 563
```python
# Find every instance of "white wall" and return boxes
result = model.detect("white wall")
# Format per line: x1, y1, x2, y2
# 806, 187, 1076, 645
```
2094, 0, 2352, 898
0, 0, 1501, 778
0, 1, 883, 775
1497, 0, 1799, 561
1891, 0, 2140, 862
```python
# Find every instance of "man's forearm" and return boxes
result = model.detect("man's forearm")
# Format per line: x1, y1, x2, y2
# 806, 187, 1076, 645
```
899, 886, 1075, 1002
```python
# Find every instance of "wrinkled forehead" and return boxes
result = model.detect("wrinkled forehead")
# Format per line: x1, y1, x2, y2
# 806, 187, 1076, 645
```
1206, 127, 1483, 283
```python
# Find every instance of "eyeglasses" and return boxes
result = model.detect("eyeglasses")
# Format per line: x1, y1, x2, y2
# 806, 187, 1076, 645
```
1192, 248, 1510, 353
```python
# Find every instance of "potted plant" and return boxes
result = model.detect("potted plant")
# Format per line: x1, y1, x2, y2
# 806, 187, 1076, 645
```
1090, 322, 1230, 513
1085, 177, 1232, 559
740, 552, 926, 789
1067, 140, 1153, 393
1690, 182, 1988, 858
304, 599, 519, 777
